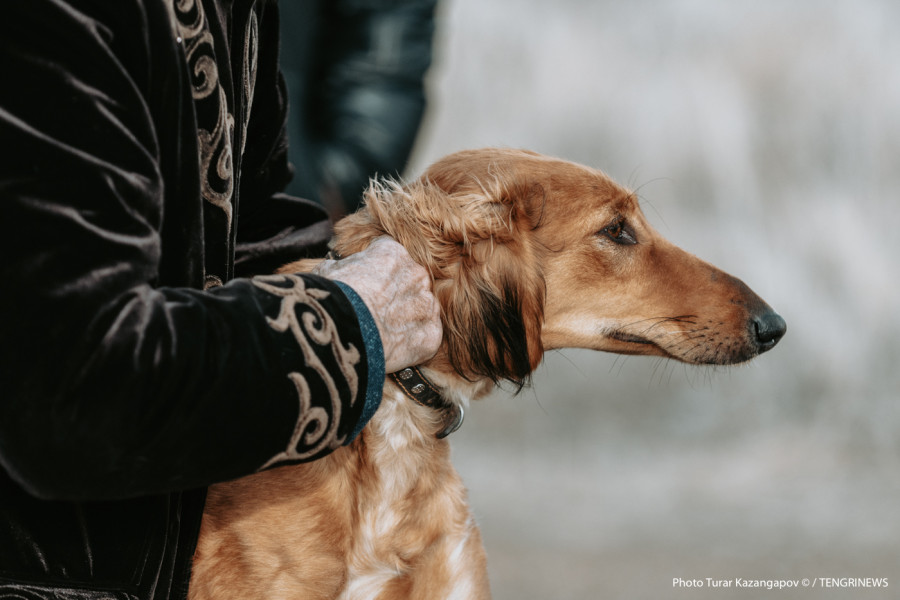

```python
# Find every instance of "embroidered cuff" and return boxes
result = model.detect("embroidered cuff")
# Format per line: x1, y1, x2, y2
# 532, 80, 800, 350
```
251, 274, 368, 468
335, 282, 385, 442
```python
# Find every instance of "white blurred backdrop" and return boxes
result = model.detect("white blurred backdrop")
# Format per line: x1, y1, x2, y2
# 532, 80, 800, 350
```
405, 1, 900, 598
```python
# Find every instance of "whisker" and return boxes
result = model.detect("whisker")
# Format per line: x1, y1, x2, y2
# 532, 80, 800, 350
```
609, 353, 628, 376
631, 316, 700, 336
554, 349, 588, 379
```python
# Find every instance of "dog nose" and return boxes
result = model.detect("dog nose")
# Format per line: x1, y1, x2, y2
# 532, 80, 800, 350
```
751, 312, 787, 352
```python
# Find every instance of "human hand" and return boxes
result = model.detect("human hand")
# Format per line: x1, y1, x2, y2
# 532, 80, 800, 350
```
313, 237, 442, 373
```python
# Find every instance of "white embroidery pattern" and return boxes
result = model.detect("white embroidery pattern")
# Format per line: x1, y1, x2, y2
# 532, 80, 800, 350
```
253, 275, 361, 468
166, 0, 236, 231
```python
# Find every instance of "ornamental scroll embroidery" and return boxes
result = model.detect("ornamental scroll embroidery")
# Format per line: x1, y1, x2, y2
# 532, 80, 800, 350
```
253, 275, 362, 469
166, 0, 240, 232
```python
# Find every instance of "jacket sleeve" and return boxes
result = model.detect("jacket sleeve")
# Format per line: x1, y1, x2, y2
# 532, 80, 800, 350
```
0, 0, 382, 502
280, 0, 438, 216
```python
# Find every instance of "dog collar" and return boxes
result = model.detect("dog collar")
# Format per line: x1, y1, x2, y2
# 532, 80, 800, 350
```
389, 366, 464, 439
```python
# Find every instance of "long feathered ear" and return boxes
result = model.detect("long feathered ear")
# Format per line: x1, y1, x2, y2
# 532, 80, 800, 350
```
433, 175, 547, 390
438, 244, 545, 389
332, 169, 547, 389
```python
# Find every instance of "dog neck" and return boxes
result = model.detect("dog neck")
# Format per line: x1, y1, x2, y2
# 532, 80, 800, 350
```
376, 362, 495, 442
389, 366, 464, 438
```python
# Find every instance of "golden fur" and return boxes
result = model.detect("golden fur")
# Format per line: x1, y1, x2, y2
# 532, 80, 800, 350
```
189, 148, 783, 599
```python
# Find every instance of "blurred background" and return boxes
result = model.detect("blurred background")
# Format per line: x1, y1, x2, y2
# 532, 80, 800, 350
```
400, 0, 900, 598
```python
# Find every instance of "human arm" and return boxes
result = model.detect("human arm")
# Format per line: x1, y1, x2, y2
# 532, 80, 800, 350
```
0, 0, 431, 502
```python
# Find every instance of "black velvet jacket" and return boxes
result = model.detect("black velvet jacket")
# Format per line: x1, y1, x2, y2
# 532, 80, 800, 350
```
0, 1, 382, 598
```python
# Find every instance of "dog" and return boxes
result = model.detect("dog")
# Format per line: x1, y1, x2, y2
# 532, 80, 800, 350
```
188, 148, 786, 599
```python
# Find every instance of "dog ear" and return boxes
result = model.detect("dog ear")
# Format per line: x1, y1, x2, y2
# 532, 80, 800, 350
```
437, 241, 545, 390
333, 172, 546, 389
431, 177, 547, 390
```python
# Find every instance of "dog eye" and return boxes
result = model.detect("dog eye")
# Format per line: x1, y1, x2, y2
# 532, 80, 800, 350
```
600, 219, 637, 245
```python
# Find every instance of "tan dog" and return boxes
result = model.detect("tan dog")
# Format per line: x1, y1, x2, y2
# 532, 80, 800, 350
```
189, 148, 786, 599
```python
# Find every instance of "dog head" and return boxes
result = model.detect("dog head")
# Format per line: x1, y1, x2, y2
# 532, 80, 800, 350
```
333, 148, 786, 388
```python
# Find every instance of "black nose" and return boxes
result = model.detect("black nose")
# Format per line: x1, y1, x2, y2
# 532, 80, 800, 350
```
751, 312, 787, 352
